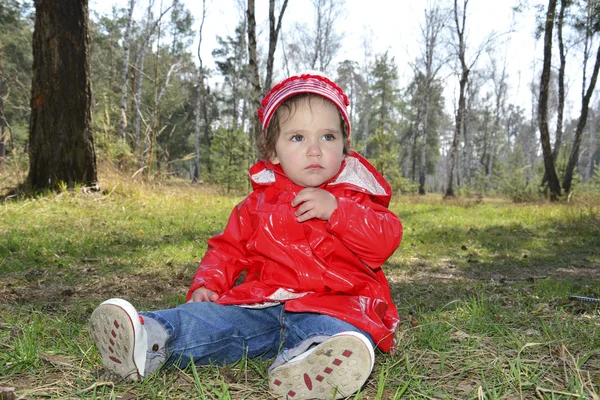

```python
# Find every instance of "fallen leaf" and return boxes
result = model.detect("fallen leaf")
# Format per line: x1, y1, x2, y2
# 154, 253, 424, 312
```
40, 353, 73, 368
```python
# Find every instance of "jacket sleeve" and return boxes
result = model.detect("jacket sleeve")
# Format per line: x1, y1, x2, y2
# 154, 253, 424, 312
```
186, 196, 255, 301
325, 193, 402, 270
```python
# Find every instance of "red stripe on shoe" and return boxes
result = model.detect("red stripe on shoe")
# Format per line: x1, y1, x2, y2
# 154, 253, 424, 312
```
109, 356, 122, 364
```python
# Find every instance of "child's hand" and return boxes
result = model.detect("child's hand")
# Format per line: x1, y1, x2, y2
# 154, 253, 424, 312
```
189, 287, 219, 302
292, 188, 338, 222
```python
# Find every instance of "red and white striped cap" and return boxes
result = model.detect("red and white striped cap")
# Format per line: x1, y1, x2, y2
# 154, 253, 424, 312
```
258, 73, 351, 136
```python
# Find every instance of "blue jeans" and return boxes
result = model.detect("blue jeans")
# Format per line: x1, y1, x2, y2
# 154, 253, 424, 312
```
140, 302, 372, 370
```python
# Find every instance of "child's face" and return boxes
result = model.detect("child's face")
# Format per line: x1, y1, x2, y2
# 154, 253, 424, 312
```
271, 97, 349, 188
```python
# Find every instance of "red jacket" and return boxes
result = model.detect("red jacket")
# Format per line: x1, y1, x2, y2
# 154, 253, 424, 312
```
187, 151, 402, 351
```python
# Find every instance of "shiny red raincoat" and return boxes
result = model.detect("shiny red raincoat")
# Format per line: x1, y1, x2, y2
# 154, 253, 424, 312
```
186, 151, 402, 351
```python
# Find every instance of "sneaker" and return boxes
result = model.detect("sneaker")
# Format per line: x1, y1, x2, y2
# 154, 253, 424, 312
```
269, 331, 375, 399
89, 298, 148, 382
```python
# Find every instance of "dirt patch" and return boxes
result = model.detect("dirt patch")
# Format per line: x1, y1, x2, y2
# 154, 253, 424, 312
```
0, 268, 190, 307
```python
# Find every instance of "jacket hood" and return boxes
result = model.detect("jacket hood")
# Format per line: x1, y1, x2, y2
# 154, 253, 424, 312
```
248, 151, 393, 207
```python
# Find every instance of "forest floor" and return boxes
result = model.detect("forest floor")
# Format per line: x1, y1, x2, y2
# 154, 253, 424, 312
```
1, 169, 599, 399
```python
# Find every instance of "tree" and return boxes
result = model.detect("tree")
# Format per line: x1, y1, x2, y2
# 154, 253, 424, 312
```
0, 43, 6, 167
445, 0, 492, 198
118, 0, 135, 141
445, 0, 470, 198
563, 0, 600, 193
413, 2, 447, 195
370, 52, 400, 138
193, 0, 208, 182
286, 0, 344, 75
28, 0, 97, 190
246, 0, 288, 141
0, 1, 34, 165
538, 0, 562, 200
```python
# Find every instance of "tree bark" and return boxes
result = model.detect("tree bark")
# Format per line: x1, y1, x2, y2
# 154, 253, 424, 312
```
538, 0, 561, 200
28, 0, 97, 190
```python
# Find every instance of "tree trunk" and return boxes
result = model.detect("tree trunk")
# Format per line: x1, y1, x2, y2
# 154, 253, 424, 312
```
0, 43, 5, 169
193, 0, 207, 183
586, 109, 596, 182
265, 0, 289, 91
445, 0, 470, 198
542, 0, 567, 186
538, 0, 561, 200
247, 0, 262, 143
28, 0, 97, 190
563, 41, 600, 193
118, 0, 135, 141
446, 68, 468, 198
553, 0, 567, 161
134, 47, 147, 157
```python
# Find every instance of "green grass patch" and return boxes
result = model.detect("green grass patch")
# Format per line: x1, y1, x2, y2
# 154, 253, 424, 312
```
1, 181, 599, 399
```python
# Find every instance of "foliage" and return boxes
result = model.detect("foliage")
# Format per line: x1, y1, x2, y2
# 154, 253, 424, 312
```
0, 0, 34, 151
495, 146, 539, 202
208, 127, 250, 193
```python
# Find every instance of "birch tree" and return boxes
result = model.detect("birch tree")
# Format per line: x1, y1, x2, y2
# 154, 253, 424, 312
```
445, 0, 493, 197
538, 0, 562, 200
414, 2, 447, 195
246, 0, 289, 141
563, 0, 600, 193
287, 0, 344, 74
118, 0, 135, 141
193, 0, 207, 182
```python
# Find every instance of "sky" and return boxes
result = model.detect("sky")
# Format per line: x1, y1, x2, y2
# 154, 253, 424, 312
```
89, 0, 549, 115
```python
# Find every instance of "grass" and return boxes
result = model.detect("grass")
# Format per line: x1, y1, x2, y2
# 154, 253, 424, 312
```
0, 168, 599, 399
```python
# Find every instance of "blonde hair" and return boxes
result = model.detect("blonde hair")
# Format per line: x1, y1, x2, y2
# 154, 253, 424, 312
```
257, 94, 350, 161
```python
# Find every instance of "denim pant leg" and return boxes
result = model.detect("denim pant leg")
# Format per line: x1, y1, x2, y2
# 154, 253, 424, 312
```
270, 311, 374, 369
141, 302, 283, 370
282, 312, 374, 349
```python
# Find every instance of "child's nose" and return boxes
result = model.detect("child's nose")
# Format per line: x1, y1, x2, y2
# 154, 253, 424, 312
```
307, 142, 322, 157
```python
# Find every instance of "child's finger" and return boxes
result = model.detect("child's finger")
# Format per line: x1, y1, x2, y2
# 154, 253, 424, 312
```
294, 201, 313, 217
291, 188, 319, 206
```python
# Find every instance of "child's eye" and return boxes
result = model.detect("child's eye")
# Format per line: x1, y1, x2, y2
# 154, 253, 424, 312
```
322, 133, 336, 141
291, 134, 304, 142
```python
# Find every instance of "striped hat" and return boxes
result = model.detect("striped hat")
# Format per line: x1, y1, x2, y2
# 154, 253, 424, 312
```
258, 73, 351, 136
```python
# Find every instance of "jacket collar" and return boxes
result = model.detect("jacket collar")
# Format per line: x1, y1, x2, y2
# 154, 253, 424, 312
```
248, 151, 392, 206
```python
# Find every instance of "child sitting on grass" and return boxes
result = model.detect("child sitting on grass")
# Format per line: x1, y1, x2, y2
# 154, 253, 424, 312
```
90, 73, 403, 399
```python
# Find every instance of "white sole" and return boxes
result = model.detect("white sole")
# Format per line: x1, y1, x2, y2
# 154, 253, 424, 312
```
90, 301, 145, 381
269, 332, 373, 399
